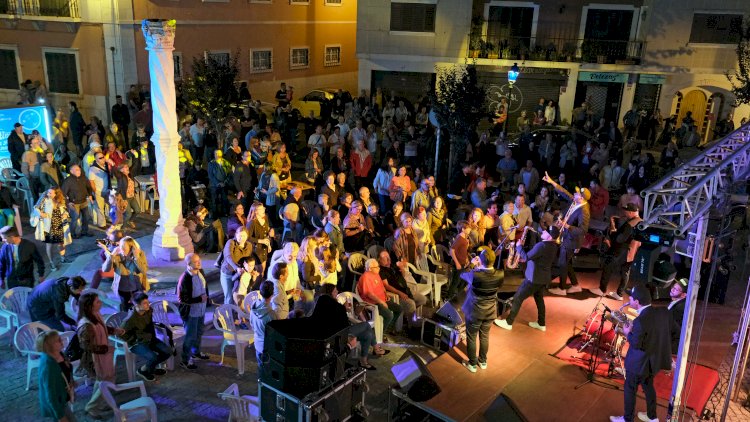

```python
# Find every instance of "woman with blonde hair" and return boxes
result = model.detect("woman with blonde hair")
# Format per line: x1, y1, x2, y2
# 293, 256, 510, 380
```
100, 236, 149, 311
297, 236, 322, 289
34, 187, 71, 271
36, 330, 75, 422
467, 208, 487, 250
246, 201, 274, 272
316, 245, 341, 286
412, 206, 434, 250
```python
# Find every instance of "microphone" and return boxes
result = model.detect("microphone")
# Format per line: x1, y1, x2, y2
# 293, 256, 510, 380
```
602, 304, 612, 313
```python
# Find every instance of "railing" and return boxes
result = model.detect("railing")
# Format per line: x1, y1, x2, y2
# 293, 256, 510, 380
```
1, 0, 80, 18
468, 35, 645, 65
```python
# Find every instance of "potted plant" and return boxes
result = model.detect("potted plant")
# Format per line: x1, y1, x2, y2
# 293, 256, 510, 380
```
487, 42, 499, 59
468, 16, 485, 58
518, 44, 530, 61
562, 42, 577, 62
501, 46, 512, 59
469, 36, 482, 58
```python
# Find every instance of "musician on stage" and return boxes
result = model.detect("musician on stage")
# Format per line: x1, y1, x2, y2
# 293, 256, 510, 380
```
542, 172, 590, 296
513, 195, 533, 247
496, 201, 517, 258
494, 226, 559, 332
461, 248, 503, 373
667, 278, 687, 353
610, 284, 675, 422
589, 203, 642, 300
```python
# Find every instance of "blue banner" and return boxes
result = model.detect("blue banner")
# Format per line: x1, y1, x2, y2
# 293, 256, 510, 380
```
0, 105, 52, 171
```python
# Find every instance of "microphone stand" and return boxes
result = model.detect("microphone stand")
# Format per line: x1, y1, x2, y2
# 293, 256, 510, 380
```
575, 306, 612, 389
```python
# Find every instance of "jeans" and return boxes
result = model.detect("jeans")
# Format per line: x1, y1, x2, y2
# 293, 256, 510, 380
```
220, 272, 235, 305
91, 193, 107, 228
124, 196, 141, 222
349, 321, 376, 358
506, 279, 546, 326
376, 300, 403, 332
599, 254, 633, 296
130, 340, 172, 374
446, 267, 466, 302
465, 318, 492, 366
623, 371, 657, 422
68, 201, 90, 235
182, 315, 205, 363
377, 194, 390, 214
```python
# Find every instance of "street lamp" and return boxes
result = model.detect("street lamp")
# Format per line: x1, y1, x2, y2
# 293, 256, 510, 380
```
508, 62, 520, 85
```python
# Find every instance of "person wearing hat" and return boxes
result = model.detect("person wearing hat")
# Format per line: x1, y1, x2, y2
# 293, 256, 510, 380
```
610, 284, 676, 422
8, 122, 27, 172
461, 248, 503, 373
667, 278, 687, 351
495, 225, 560, 332
542, 172, 590, 296
590, 203, 643, 300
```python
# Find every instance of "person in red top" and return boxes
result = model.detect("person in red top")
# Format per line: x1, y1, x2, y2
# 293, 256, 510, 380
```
105, 141, 127, 173
357, 258, 403, 332
446, 220, 471, 301
588, 179, 609, 220
350, 139, 373, 189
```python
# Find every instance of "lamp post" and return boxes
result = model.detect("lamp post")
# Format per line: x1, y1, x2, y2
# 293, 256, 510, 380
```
503, 63, 520, 134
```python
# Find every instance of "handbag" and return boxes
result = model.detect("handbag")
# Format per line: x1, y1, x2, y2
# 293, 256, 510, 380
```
63, 331, 83, 362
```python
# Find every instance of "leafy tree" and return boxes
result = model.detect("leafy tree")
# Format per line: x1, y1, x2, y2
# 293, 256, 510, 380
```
182, 50, 241, 132
727, 21, 750, 106
429, 64, 486, 192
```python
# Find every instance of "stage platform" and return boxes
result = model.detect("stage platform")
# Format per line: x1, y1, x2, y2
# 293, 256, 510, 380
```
418, 272, 738, 422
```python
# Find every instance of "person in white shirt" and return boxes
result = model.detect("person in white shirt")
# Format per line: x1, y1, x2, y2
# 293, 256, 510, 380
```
600, 158, 626, 191
307, 125, 325, 156
328, 127, 343, 158
335, 116, 350, 141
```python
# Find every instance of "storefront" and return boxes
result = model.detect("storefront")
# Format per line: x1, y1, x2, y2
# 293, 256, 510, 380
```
370, 70, 436, 106
575, 71, 627, 124
634, 74, 665, 115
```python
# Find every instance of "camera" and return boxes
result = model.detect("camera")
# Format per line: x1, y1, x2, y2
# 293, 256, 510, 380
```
96, 238, 115, 247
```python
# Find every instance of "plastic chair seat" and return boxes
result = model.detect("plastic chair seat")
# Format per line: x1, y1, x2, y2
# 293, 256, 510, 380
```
223, 330, 254, 344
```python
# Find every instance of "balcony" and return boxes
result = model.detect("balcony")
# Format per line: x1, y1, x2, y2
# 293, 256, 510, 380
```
0, 0, 80, 19
467, 35, 645, 65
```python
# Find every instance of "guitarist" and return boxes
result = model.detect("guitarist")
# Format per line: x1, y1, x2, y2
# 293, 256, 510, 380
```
589, 203, 642, 300
543, 172, 590, 296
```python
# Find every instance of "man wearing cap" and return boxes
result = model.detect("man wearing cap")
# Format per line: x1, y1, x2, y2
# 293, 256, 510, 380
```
590, 203, 642, 300
495, 226, 559, 332
610, 284, 675, 422
668, 278, 687, 352
543, 172, 590, 296
461, 249, 503, 373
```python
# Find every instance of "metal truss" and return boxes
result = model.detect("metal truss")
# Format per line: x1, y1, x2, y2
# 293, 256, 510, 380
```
641, 123, 750, 235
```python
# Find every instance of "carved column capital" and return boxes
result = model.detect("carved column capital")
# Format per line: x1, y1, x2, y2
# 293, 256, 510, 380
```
141, 19, 176, 51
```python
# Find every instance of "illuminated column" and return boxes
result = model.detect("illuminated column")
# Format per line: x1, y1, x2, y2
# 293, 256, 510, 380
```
142, 19, 193, 261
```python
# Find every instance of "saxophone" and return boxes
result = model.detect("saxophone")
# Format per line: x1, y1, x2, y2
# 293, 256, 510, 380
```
506, 226, 536, 269
556, 202, 583, 244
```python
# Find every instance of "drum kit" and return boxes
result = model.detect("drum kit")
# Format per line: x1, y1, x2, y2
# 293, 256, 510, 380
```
574, 296, 634, 380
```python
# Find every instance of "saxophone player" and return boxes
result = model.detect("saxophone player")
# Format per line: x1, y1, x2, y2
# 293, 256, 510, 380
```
494, 225, 560, 331
513, 195, 533, 247
589, 203, 642, 300
543, 172, 590, 296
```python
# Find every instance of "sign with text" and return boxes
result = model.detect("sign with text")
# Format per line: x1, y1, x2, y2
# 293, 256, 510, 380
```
639, 74, 667, 85
578, 71, 629, 84
0, 105, 52, 171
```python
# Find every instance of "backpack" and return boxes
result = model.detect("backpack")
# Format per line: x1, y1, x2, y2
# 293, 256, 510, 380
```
64, 330, 83, 362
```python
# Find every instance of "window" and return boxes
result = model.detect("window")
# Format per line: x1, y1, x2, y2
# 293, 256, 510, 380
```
325, 0, 342, 5
289, 0, 309, 4
251, 49, 273, 73
290, 47, 309, 69
390, 2, 436, 33
584, 9, 634, 41
689, 13, 743, 44
0, 46, 20, 90
173, 52, 183, 80
249, 0, 272, 3
42, 49, 80, 94
324, 45, 341, 66
205, 50, 230, 66
487, 5, 535, 48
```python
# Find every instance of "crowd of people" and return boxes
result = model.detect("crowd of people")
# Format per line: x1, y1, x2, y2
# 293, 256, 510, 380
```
5, 80, 727, 422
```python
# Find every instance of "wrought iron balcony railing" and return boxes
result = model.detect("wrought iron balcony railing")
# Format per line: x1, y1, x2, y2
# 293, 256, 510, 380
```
468, 35, 645, 65
1, 0, 80, 19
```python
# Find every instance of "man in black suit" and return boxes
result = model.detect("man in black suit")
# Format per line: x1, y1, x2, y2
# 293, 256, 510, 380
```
7, 123, 27, 172
495, 226, 560, 332
0, 226, 45, 288
667, 278, 687, 352
461, 248, 503, 373
610, 284, 676, 422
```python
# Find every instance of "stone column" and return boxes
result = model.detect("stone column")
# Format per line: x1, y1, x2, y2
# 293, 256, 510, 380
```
142, 19, 193, 261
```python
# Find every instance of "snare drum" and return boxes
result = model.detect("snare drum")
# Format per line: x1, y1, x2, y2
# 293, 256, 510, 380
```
582, 312, 614, 339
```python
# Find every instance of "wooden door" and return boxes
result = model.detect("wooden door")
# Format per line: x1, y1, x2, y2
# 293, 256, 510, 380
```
678, 90, 707, 134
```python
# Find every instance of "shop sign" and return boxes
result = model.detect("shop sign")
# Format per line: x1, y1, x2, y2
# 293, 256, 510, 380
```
578, 71, 629, 83
638, 74, 667, 85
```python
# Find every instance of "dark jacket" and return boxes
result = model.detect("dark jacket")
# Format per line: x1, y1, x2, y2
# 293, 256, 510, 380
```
0, 186, 17, 209
27, 277, 76, 326
232, 161, 257, 194
625, 306, 677, 377
0, 238, 45, 287
221, 239, 253, 275
120, 308, 156, 347
69, 110, 86, 145
61, 174, 93, 204
668, 298, 685, 352
518, 240, 558, 285
112, 103, 130, 127
8, 131, 26, 171
461, 268, 503, 322
561, 203, 590, 250
177, 269, 210, 319
38, 353, 70, 420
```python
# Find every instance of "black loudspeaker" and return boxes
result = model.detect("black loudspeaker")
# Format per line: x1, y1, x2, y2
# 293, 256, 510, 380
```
482, 393, 529, 422
265, 318, 348, 366
260, 352, 348, 398
390, 351, 441, 402
433, 300, 464, 325
630, 243, 662, 285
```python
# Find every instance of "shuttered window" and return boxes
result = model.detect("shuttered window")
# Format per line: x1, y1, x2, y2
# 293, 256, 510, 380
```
0, 48, 19, 90
689, 13, 743, 44
390, 3, 436, 33
44, 51, 79, 94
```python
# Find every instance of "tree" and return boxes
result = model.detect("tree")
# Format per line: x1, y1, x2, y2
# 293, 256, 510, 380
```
429, 64, 486, 192
182, 50, 241, 133
727, 21, 750, 106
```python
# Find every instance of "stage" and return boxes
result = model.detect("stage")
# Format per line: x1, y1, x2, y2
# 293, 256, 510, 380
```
415, 272, 736, 421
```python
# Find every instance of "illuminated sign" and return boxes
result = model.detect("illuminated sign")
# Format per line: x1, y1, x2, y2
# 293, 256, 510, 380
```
578, 72, 629, 83
0, 105, 52, 171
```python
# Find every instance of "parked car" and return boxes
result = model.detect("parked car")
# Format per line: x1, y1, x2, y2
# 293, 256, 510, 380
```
291, 88, 352, 119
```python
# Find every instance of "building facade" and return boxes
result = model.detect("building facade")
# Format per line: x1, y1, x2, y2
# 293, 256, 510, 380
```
0, 0, 358, 122
357, 0, 750, 141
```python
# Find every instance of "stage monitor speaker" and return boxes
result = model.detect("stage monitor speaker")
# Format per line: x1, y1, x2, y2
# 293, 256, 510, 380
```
265, 318, 348, 367
390, 350, 441, 402
482, 393, 529, 422
630, 243, 661, 285
434, 300, 464, 326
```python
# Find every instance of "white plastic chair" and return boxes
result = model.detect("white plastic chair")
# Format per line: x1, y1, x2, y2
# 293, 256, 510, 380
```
68, 288, 118, 320
15, 177, 35, 214
240, 291, 263, 315
13, 321, 51, 390
427, 248, 452, 306
347, 252, 368, 292
405, 262, 435, 306
1, 287, 33, 346
337, 291, 383, 344
213, 304, 254, 375
59, 330, 89, 385
100, 380, 158, 422
150, 300, 183, 371
217, 383, 260, 422
146, 185, 159, 216
105, 312, 137, 382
